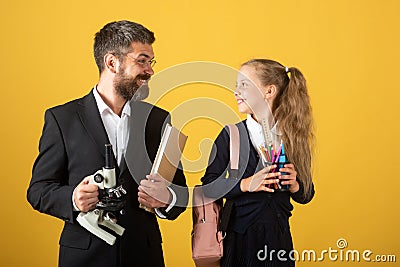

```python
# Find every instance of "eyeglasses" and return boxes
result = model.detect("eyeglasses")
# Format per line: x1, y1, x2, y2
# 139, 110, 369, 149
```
125, 54, 156, 68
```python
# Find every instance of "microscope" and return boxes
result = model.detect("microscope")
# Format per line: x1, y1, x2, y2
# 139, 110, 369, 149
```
77, 144, 127, 245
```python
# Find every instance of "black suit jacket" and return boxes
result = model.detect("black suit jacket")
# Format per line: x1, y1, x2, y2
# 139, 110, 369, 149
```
27, 91, 188, 267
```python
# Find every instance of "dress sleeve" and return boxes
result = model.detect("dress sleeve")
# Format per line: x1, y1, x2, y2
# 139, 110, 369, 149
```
291, 178, 315, 204
201, 126, 243, 200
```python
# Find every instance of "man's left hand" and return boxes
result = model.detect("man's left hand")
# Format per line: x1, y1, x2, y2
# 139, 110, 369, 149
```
138, 173, 171, 209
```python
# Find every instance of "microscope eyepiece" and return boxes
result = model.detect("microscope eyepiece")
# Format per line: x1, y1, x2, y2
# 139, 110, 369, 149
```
105, 144, 114, 169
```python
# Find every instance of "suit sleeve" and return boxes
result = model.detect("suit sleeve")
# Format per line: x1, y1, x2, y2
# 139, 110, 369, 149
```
27, 109, 75, 222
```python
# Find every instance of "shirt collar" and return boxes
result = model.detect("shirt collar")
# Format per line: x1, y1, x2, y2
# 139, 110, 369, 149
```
246, 114, 281, 137
92, 86, 131, 117
246, 114, 262, 133
121, 100, 131, 117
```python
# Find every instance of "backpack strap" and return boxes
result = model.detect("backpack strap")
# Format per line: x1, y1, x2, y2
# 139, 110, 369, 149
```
227, 124, 240, 173
219, 124, 239, 234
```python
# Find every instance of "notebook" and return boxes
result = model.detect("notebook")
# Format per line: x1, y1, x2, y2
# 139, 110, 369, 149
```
151, 123, 187, 181
141, 124, 187, 213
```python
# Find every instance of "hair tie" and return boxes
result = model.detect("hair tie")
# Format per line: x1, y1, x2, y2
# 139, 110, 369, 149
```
285, 66, 289, 73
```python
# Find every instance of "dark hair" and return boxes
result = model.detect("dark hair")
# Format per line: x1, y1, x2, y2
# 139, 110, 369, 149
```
242, 59, 314, 199
93, 20, 155, 73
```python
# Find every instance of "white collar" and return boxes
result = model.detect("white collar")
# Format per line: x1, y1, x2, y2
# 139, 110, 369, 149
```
246, 114, 281, 147
246, 114, 280, 135
92, 87, 131, 117
246, 114, 262, 133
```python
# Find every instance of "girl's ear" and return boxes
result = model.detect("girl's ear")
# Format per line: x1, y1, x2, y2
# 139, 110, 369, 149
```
264, 84, 277, 100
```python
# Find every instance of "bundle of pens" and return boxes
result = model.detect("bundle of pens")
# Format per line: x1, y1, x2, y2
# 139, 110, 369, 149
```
259, 140, 289, 191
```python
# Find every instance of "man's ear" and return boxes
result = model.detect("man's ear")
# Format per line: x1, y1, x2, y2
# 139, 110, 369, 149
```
104, 53, 118, 73
264, 84, 277, 100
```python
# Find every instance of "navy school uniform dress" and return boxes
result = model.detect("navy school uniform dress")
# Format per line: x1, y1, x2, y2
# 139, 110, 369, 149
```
201, 121, 314, 267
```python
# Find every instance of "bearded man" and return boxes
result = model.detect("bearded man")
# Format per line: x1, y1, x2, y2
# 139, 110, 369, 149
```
27, 20, 188, 267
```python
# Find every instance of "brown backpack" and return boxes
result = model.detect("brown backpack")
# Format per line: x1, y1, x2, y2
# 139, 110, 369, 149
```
192, 124, 240, 267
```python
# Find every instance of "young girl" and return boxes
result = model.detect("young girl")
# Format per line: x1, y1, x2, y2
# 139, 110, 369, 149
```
201, 59, 315, 266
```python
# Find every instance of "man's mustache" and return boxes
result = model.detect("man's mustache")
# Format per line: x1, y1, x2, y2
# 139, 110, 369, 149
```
137, 74, 151, 81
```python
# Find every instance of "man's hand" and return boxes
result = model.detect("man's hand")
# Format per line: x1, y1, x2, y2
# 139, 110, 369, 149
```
138, 173, 171, 209
73, 176, 99, 212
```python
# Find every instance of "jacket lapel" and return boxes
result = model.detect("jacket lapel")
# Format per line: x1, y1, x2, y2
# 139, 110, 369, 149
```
125, 101, 153, 184
77, 91, 111, 159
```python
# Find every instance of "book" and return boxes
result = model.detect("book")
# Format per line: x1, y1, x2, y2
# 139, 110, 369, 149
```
151, 123, 187, 181
141, 123, 187, 212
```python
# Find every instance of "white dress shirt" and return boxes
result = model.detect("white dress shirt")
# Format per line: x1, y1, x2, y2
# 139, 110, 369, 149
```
93, 87, 130, 166
246, 114, 266, 156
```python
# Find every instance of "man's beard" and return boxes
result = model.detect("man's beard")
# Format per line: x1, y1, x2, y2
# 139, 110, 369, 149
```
114, 71, 151, 101
131, 82, 149, 101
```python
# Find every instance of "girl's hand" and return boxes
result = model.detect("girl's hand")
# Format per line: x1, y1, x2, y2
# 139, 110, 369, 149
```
240, 164, 280, 193
279, 163, 299, 193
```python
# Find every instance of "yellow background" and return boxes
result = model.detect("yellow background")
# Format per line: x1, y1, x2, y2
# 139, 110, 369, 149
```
1, 0, 399, 266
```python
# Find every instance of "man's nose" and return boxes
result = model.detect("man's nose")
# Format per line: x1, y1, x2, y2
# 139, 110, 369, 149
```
146, 65, 154, 76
